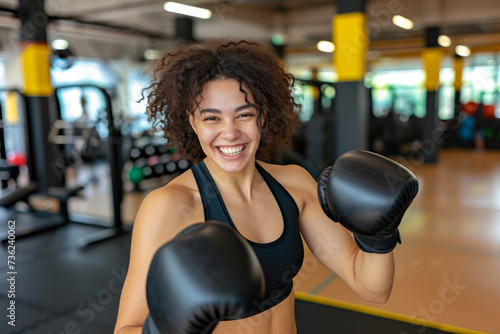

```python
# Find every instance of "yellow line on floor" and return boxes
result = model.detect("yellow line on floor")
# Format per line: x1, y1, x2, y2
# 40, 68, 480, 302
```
294, 291, 487, 334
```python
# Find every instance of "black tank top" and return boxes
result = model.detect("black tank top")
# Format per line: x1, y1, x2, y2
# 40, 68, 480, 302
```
191, 160, 304, 314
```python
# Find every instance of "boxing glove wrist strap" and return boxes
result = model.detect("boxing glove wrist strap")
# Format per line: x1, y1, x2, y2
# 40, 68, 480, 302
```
354, 229, 402, 254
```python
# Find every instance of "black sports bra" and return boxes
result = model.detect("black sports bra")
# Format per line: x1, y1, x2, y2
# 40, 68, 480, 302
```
191, 160, 304, 314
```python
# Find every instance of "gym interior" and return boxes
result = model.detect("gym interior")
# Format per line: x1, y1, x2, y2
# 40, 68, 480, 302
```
0, 0, 499, 333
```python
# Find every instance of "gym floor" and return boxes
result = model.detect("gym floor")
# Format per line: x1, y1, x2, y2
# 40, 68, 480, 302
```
1, 148, 499, 334
294, 148, 500, 334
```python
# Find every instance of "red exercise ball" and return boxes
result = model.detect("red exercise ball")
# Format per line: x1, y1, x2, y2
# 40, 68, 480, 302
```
7, 152, 27, 167
482, 104, 496, 120
461, 101, 478, 116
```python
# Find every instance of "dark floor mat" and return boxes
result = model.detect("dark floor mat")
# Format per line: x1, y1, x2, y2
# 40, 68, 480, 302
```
0, 222, 131, 333
295, 298, 455, 334
0, 217, 131, 268
6, 311, 113, 334
0, 293, 53, 334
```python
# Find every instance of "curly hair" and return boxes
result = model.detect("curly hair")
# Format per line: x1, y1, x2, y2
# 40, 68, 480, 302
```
144, 39, 301, 163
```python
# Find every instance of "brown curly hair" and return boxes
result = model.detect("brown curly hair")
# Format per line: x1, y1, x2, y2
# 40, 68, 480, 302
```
144, 39, 301, 163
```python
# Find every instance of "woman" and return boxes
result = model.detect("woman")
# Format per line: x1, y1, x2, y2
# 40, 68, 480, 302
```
114, 40, 396, 334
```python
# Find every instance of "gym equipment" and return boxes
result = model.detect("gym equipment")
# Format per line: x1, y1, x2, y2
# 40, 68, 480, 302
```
0, 89, 27, 189
483, 119, 500, 148
0, 160, 20, 188
152, 162, 165, 178
53, 84, 127, 245
461, 101, 478, 116
369, 87, 424, 156
6, 151, 26, 167
147, 155, 160, 167
129, 147, 143, 161
446, 89, 500, 148
0, 88, 73, 241
129, 165, 145, 185
165, 161, 177, 174
144, 144, 156, 157
0, 85, 128, 246
142, 165, 154, 179
458, 116, 475, 141
124, 129, 192, 190
177, 158, 190, 172
483, 104, 496, 120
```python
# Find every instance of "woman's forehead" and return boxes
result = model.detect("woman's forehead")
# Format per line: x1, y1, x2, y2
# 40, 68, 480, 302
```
199, 79, 254, 102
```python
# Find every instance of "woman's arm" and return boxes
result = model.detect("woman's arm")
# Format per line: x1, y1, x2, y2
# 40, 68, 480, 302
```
286, 165, 395, 303
114, 186, 194, 333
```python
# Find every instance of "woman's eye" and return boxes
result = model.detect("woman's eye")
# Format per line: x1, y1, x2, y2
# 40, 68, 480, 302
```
239, 113, 255, 118
203, 117, 218, 121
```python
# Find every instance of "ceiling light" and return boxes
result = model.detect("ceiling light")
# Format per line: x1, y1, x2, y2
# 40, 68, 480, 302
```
144, 49, 161, 60
455, 45, 471, 57
438, 35, 451, 47
272, 34, 283, 45
392, 15, 413, 30
317, 41, 335, 53
52, 39, 69, 50
163, 2, 212, 19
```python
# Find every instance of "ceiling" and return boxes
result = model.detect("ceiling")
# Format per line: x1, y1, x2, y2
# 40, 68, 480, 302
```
0, 0, 499, 68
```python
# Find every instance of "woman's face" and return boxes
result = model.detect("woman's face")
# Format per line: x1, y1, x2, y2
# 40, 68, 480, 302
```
189, 79, 261, 173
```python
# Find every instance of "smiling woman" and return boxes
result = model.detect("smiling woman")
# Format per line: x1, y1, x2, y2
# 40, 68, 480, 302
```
143, 40, 301, 163
114, 39, 414, 334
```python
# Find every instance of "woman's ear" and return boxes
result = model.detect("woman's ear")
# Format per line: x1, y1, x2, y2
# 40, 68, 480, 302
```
259, 108, 266, 129
188, 112, 197, 134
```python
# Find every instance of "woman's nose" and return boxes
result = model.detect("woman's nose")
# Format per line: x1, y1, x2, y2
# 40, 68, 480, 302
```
220, 120, 240, 140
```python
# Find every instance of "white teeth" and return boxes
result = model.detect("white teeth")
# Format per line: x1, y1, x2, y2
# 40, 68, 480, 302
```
219, 145, 244, 156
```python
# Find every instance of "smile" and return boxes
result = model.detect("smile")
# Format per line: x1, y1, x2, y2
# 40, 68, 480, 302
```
218, 144, 246, 156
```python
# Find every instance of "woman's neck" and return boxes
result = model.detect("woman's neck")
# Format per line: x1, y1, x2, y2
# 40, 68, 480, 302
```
203, 158, 261, 201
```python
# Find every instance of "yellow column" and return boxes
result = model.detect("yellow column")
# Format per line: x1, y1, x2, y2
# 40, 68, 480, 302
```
20, 41, 53, 97
330, 2, 369, 161
422, 47, 443, 91
333, 12, 368, 82
453, 55, 464, 92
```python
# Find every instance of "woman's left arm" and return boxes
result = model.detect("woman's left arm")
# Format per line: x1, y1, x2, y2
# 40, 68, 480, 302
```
277, 164, 393, 303
295, 166, 395, 303
286, 152, 417, 303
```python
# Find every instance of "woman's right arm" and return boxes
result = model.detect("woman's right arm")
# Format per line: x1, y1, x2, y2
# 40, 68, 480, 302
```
114, 186, 193, 333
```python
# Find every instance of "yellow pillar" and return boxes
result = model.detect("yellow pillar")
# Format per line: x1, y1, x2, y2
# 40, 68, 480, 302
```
453, 55, 464, 92
333, 12, 368, 82
20, 41, 53, 97
330, 0, 369, 161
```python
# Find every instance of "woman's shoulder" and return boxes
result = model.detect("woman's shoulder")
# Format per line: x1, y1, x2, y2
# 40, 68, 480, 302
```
258, 161, 314, 185
150, 169, 200, 209
257, 161, 316, 207
134, 169, 202, 233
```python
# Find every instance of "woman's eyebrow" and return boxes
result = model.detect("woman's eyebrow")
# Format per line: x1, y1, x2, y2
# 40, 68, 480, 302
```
235, 104, 254, 112
200, 104, 254, 114
200, 108, 221, 114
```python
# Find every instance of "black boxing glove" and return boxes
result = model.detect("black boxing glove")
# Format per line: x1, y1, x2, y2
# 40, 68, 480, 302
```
318, 150, 419, 254
142, 221, 265, 334
143, 314, 161, 334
